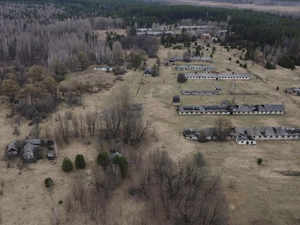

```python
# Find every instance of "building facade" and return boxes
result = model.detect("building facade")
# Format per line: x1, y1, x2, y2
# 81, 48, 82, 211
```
184, 72, 250, 80
178, 104, 285, 116
183, 126, 300, 145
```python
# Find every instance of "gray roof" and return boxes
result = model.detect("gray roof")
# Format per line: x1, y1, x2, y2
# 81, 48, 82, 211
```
25, 139, 42, 145
179, 104, 284, 113
22, 143, 37, 161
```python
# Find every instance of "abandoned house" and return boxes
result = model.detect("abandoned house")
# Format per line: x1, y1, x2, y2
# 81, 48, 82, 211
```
175, 64, 215, 72
177, 104, 285, 115
144, 68, 154, 76
183, 72, 250, 80
6, 139, 56, 163
285, 88, 300, 96
181, 88, 222, 96
183, 126, 300, 145
172, 95, 181, 105
183, 128, 217, 142
169, 56, 213, 63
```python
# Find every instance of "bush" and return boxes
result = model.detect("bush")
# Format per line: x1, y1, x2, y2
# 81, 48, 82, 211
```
177, 73, 187, 83
97, 152, 110, 169
44, 177, 54, 188
278, 56, 295, 70
62, 157, 73, 172
75, 154, 86, 169
265, 61, 276, 70
257, 158, 263, 165
193, 152, 206, 167
113, 155, 128, 178
113, 66, 126, 75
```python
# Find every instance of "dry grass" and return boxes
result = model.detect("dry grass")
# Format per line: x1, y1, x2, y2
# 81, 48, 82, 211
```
1, 42, 300, 225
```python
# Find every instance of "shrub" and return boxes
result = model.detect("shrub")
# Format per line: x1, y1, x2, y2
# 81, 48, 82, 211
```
177, 73, 187, 83
97, 152, 110, 169
113, 155, 128, 178
257, 158, 263, 165
265, 61, 276, 70
44, 177, 54, 188
58, 200, 63, 205
278, 56, 295, 70
62, 157, 73, 172
113, 66, 126, 75
75, 154, 86, 169
193, 152, 206, 168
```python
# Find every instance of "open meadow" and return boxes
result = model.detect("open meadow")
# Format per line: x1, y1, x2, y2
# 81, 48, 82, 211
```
0, 41, 300, 225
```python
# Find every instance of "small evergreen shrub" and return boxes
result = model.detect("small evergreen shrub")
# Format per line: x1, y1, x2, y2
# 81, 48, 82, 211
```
257, 158, 263, 165
44, 177, 54, 188
177, 73, 187, 83
58, 200, 63, 205
113, 155, 128, 178
265, 61, 276, 70
194, 152, 206, 168
62, 157, 73, 172
278, 56, 295, 70
97, 152, 110, 169
75, 154, 86, 169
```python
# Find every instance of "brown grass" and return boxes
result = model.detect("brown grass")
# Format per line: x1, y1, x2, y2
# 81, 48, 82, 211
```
1, 42, 300, 225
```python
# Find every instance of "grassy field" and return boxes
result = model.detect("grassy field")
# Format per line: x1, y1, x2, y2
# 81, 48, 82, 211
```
0, 42, 300, 225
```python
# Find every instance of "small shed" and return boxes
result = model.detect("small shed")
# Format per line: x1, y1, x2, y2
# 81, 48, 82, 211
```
144, 68, 153, 77
172, 95, 181, 105
22, 143, 38, 163
6, 140, 19, 158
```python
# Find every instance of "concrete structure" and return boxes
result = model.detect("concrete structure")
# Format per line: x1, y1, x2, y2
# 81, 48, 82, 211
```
173, 95, 181, 105
178, 104, 285, 116
178, 25, 215, 32
144, 68, 153, 77
285, 87, 300, 96
175, 64, 215, 72
181, 88, 221, 96
183, 126, 300, 145
136, 28, 175, 36
6, 140, 19, 158
184, 72, 250, 80
169, 56, 213, 63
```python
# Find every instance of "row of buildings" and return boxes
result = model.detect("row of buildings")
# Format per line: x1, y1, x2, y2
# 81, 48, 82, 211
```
181, 88, 222, 96
137, 30, 175, 36
169, 56, 213, 63
177, 104, 285, 115
285, 87, 300, 96
183, 127, 300, 145
175, 64, 215, 72
183, 72, 250, 80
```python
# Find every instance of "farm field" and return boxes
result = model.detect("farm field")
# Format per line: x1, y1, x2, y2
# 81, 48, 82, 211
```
0, 42, 300, 225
